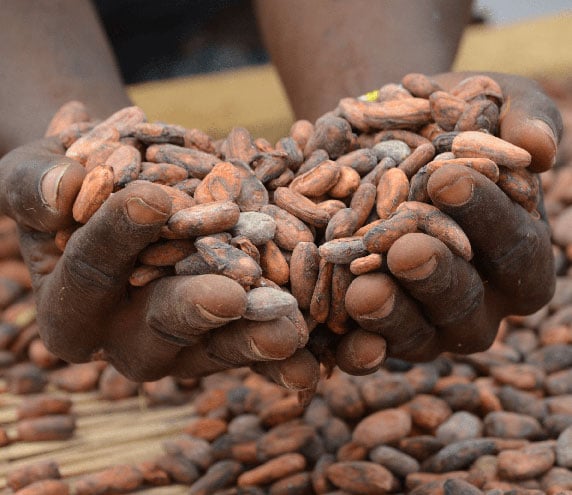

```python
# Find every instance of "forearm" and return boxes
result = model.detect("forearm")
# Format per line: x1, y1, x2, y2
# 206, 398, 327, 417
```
255, 0, 473, 121
0, 0, 131, 154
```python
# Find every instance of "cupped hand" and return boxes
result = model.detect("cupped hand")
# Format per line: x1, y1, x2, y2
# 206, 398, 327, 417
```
0, 139, 319, 390
433, 71, 562, 172
336, 72, 562, 373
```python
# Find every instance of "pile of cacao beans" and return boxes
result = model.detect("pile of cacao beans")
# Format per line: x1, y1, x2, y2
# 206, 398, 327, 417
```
51, 74, 538, 357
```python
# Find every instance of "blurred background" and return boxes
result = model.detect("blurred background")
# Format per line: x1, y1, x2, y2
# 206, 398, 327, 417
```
92, 0, 572, 141
474, 0, 571, 25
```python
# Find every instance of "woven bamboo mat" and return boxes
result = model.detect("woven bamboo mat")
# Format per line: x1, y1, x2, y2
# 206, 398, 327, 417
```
0, 385, 196, 494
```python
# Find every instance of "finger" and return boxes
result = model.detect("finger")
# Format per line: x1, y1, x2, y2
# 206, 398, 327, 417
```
205, 317, 300, 367
434, 71, 562, 173
70, 276, 245, 381
0, 138, 85, 231
335, 329, 387, 376
494, 73, 562, 173
18, 230, 63, 289
99, 274, 247, 381
387, 233, 482, 326
387, 233, 497, 354
99, 307, 182, 382
251, 348, 320, 392
428, 164, 555, 314
35, 182, 171, 361
146, 274, 248, 345
345, 272, 440, 362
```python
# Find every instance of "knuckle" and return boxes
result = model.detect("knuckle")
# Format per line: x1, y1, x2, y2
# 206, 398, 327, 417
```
62, 252, 122, 295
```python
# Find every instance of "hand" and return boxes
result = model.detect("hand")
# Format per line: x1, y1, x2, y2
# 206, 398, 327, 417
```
335, 72, 563, 373
0, 138, 319, 390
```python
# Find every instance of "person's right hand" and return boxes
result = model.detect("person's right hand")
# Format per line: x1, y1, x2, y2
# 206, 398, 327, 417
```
0, 138, 319, 391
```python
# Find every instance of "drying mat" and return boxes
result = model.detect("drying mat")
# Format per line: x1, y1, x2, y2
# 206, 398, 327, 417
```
0, 388, 196, 494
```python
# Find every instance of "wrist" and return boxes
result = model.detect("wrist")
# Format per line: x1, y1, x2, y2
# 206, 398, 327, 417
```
0, 0, 132, 155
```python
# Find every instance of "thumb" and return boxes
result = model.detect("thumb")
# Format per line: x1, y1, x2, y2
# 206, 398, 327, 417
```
493, 72, 562, 172
0, 138, 85, 232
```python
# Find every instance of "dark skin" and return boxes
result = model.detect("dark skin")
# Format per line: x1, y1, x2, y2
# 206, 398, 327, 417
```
0, 0, 130, 153
0, 0, 564, 386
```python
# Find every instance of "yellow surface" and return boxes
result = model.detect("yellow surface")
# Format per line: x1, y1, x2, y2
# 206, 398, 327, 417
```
128, 12, 572, 143
127, 65, 295, 143
453, 12, 572, 77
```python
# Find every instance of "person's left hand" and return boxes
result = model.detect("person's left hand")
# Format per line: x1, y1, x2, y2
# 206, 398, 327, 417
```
331, 72, 563, 375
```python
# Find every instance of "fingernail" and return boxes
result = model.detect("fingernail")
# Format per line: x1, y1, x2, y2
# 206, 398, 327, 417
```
362, 293, 395, 320
433, 174, 474, 206
248, 337, 276, 360
530, 118, 558, 165
395, 255, 438, 281
531, 119, 557, 149
337, 331, 386, 375
359, 352, 386, 373
278, 370, 306, 391
40, 164, 69, 210
126, 197, 168, 225
249, 328, 298, 361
